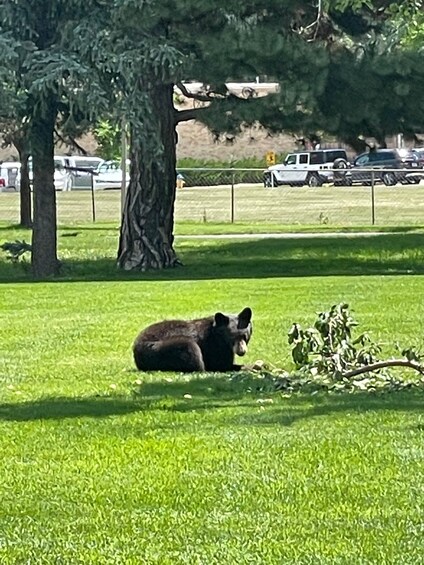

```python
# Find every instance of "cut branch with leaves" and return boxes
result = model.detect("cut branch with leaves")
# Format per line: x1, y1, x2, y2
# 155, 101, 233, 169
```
288, 302, 424, 381
244, 302, 424, 396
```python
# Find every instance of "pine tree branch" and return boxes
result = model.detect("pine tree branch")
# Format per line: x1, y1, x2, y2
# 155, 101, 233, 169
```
175, 82, 219, 103
174, 106, 208, 124
54, 129, 88, 155
304, 0, 323, 35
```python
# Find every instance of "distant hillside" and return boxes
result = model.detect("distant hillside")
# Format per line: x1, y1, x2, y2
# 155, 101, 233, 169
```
0, 121, 295, 164
0, 82, 406, 163
176, 121, 295, 162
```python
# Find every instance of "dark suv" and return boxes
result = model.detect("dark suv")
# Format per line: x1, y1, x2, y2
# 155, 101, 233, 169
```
350, 148, 421, 186
411, 148, 424, 168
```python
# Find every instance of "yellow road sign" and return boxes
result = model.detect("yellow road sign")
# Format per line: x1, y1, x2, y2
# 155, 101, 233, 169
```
266, 151, 276, 166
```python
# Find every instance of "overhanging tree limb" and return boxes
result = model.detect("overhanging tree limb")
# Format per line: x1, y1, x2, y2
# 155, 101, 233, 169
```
175, 106, 208, 124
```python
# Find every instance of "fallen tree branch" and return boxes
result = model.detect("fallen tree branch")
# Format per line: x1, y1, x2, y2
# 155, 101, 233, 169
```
343, 359, 424, 379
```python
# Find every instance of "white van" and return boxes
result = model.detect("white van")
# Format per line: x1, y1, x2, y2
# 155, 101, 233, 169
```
27, 155, 104, 191
65, 156, 104, 190
0, 161, 21, 191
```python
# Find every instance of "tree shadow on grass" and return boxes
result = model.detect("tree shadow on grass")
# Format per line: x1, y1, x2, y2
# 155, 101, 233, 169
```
59, 233, 424, 281
137, 374, 424, 425
2, 232, 424, 283
0, 375, 260, 422
0, 395, 145, 421
233, 389, 424, 428
1, 374, 423, 425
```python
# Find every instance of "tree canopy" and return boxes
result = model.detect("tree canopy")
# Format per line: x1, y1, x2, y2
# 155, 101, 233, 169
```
1, 0, 423, 275
105, 0, 424, 270
0, 0, 106, 276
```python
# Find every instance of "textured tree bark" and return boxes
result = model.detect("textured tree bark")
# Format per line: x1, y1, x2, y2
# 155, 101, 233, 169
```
117, 84, 180, 271
31, 103, 60, 278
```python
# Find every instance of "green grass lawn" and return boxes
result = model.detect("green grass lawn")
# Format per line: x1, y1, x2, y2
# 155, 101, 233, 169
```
2, 180, 424, 226
1, 225, 424, 563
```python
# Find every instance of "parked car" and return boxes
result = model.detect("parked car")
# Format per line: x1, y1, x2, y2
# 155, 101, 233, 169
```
0, 161, 21, 191
64, 156, 104, 190
94, 159, 130, 190
349, 148, 422, 186
25, 155, 104, 191
411, 148, 424, 168
263, 149, 350, 188
27, 156, 70, 191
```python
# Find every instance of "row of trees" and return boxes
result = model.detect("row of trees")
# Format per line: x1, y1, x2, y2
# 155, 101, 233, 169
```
1, 0, 423, 277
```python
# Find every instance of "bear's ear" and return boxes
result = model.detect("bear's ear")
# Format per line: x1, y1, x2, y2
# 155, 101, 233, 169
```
214, 312, 229, 326
238, 307, 252, 328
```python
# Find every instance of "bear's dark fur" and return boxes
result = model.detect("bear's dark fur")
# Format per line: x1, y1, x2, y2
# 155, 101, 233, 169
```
133, 307, 252, 372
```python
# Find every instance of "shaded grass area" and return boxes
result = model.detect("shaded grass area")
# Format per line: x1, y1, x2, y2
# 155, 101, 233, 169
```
1, 224, 424, 282
2, 375, 424, 424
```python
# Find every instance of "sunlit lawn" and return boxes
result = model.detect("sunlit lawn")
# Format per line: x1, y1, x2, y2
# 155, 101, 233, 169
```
1, 179, 424, 226
1, 224, 424, 563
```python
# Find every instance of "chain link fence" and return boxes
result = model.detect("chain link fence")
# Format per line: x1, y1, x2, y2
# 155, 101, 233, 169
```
1, 168, 424, 227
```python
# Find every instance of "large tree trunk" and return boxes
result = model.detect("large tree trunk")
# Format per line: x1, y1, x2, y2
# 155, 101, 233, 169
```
16, 144, 32, 228
117, 84, 180, 271
30, 103, 59, 278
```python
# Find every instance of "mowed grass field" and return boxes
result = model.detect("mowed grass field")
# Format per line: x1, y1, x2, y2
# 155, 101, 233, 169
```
1, 179, 424, 226
1, 224, 424, 563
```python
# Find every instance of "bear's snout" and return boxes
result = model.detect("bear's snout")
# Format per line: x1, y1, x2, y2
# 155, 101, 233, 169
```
234, 339, 248, 356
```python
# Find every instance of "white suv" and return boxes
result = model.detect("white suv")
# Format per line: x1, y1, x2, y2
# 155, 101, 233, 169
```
0, 161, 21, 191
25, 155, 104, 191
264, 149, 350, 187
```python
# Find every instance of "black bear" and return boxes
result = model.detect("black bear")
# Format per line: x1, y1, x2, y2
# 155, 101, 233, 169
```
133, 307, 252, 372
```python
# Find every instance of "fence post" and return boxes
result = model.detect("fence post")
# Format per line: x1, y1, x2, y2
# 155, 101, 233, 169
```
370, 170, 375, 226
90, 172, 96, 223
230, 168, 235, 223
